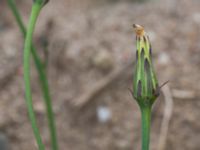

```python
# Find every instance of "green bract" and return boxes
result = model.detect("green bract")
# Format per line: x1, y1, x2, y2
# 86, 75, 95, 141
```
33, 0, 49, 6
132, 24, 159, 107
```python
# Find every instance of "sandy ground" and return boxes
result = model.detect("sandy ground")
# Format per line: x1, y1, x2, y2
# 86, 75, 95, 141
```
1, 0, 200, 149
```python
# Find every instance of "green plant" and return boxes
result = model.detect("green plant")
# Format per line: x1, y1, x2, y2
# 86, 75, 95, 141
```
132, 24, 160, 150
7, 0, 59, 150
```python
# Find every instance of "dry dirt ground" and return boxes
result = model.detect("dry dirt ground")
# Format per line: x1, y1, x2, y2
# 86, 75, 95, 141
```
1, 0, 200, 149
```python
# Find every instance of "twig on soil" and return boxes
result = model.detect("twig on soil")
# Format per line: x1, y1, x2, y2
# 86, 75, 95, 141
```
157, 84, 173, 150
72, 60, 134, 108
172, 89, 195, 99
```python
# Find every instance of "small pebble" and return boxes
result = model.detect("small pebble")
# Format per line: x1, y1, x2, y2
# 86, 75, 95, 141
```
158, 52, 170, 65
97, 106, 112, 123
92, 50, 114, 71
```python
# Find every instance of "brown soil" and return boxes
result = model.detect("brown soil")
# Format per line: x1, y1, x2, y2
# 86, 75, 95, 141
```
1, 0, 200, 149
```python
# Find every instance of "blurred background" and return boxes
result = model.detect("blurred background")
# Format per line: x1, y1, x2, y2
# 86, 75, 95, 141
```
1, 0, 200, 149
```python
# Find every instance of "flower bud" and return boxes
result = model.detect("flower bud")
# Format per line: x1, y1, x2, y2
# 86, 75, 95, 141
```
132, 24, 159, 107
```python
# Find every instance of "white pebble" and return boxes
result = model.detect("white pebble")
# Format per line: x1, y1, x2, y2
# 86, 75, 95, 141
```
97, 106, 111, 123
158, 52, 170, 65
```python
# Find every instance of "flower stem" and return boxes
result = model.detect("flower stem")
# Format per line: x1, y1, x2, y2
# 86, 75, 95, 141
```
8, 1, 59, 150
7, 0, 43, 71
23, 3, 44, 150
141, 106, 151, 150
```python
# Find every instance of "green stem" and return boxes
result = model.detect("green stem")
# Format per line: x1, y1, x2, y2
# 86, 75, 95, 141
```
141, 106, 151, 150
23, 3, 44, 150
8, 1, 59, 150
7, 0, 43, 71
7, 0, 26, 35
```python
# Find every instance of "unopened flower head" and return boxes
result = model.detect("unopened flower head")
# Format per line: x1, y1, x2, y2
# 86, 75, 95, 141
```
132, 24, 159, 107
